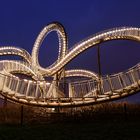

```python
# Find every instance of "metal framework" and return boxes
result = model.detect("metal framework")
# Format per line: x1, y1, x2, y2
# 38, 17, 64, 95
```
0, 22, 140, 107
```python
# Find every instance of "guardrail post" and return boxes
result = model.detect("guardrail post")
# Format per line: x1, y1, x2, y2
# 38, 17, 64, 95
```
20, 105, 24, 126
123, 102, 127, 121
3, 97, 7, 107
3, 97, 7, 123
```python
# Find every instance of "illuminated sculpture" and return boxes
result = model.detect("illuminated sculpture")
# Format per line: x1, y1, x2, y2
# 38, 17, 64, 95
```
0, 22, 140, 107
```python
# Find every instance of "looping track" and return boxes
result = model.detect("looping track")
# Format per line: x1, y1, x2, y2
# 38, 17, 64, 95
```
0, 22, 140, 107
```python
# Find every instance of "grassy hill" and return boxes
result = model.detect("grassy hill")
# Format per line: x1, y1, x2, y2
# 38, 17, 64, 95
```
0, 99, 140, 139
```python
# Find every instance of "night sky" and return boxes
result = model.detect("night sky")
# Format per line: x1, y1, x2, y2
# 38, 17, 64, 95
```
0, 0, 140, 102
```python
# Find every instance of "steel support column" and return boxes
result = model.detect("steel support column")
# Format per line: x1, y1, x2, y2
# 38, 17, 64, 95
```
97, 45, 102, 94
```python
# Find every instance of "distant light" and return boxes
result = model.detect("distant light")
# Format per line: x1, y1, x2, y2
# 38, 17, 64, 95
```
46, 82, 51, 86
52, 108, 55, 111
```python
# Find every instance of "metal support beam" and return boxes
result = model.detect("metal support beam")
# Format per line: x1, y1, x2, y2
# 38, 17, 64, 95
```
97, 45, 102, 78
63, 68, 66, 96
97, 45, 102, 94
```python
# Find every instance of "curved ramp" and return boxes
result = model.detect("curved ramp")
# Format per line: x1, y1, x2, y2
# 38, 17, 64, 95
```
0, 23, 140, 107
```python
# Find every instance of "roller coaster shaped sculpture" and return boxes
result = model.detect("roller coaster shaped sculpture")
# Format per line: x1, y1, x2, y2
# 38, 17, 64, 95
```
0, 22, 140, 108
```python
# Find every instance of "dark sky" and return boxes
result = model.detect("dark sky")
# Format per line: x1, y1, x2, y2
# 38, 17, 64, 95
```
0, 0, 140, 103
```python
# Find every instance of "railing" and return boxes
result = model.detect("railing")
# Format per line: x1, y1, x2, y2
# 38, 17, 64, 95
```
0, 46, 31, 63
68, 27, 140, 53
0, 63, 140, 107
70, 63, 140, 98
0, 73, 50, 100
0, 60, 34, 76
